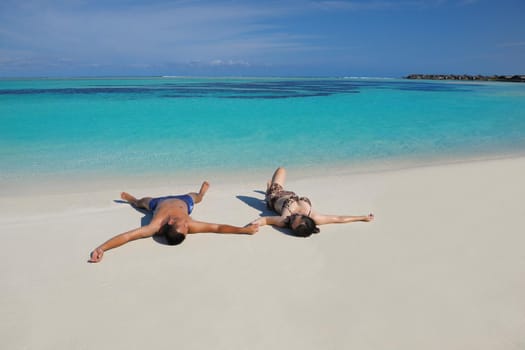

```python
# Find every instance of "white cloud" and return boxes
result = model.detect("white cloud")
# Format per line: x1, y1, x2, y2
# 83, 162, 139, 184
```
310, 1, 397, 11
458, 0, 479, 5
0, 1, 319, 67
498, 42, 525, 48
308, 0, 466, 11
209, 59, 250, 67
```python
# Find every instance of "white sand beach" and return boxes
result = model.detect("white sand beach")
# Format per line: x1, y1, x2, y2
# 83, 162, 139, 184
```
1, 157, 524, 350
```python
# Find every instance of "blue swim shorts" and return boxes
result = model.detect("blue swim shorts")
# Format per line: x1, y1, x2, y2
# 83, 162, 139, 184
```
148, 194, 194, 214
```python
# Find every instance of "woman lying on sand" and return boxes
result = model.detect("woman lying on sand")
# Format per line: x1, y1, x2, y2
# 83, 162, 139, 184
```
89, 181, 258, 263
251, 167, 374, 237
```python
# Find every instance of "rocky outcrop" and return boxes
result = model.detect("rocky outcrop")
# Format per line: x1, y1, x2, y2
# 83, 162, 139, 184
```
405, 74, 525, 83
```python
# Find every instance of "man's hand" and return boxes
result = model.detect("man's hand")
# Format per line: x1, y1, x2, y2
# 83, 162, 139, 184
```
244, 223, 259, 234
89, 248, 104, 263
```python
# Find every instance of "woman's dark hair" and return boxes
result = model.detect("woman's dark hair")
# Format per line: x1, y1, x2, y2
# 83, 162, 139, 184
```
165, 226, 186, 246
290, 215, 320, 237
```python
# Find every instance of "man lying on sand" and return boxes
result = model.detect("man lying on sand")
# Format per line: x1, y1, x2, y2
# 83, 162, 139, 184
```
251, 167, 374, 236
89, 181, 258, 263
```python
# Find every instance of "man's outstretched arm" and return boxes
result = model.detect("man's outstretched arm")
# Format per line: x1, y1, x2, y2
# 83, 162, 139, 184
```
188, 221, 259, 234
89, 223, 161, 263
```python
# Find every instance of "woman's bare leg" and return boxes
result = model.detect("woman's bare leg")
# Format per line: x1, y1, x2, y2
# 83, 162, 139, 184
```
121, 192, 152, 210
188, 181, 210, 204
269, 167, 287, 188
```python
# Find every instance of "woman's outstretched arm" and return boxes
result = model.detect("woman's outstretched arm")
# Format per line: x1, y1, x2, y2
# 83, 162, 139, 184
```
250, 216, 287, 227
311, 213, 374, 225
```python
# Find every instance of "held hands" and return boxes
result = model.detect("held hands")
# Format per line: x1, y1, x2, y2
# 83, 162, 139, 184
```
89, 247, 104, 263
250, 217, 265, 226
244, 223, 259, 234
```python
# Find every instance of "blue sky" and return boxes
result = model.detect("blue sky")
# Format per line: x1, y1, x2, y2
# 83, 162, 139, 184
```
0, 0, 524, 77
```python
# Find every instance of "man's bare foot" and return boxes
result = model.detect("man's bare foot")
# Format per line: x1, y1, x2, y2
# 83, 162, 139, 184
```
199, 181, 210, 197
192, 181, 210, 204
121, 192, 138, 205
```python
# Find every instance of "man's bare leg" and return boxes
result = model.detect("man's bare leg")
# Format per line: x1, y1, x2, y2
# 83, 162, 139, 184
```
121, 192, 152, 210
188, 181, 210, 204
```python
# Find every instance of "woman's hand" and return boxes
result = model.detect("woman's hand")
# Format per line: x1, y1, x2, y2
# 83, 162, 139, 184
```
364, 213, 375, 222
250, 216, 287, 227
250, 217, 265, 226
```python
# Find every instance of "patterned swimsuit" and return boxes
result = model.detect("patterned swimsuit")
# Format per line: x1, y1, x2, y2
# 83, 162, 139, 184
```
265, 183, 312, 215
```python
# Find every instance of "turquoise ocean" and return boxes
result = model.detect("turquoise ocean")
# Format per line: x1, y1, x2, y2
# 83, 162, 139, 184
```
1, 77, 525, 187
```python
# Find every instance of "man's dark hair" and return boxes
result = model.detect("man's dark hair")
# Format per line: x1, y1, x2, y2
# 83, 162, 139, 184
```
165, 226, 186, 245
291, 215, 320, 237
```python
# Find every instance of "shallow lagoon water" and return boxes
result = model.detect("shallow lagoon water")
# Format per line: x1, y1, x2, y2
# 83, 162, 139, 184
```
1, 77, 525, 185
